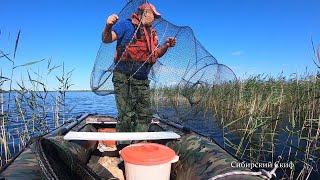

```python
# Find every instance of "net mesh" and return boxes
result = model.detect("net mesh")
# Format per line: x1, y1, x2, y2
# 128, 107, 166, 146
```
90, 0, 237, 122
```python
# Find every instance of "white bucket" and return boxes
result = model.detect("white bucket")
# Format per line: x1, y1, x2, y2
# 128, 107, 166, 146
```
120, 143, 179, 180
124, 155, 179, 180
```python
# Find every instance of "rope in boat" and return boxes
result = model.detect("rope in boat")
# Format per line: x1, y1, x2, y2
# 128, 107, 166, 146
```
208, 159, 279, 180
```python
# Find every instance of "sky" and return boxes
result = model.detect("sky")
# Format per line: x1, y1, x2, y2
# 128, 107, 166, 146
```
1, 0, 320, 90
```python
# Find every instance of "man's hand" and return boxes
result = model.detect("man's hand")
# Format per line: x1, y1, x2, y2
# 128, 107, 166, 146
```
106, 14, 119, 27
102, 14, 118, 43
155, 37, 177, 58
165, 37, 176, 47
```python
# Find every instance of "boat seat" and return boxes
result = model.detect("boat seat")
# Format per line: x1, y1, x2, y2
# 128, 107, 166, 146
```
86, 116, 117, 125
64, 131, 181, 141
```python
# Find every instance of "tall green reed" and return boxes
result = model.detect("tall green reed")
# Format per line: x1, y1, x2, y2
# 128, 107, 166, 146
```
151, 44, 320, 179
54, 62, 74, 126
0, 30, 74, 166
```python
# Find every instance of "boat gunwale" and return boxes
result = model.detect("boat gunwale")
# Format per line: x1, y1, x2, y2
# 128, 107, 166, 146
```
0, 113, 90, 174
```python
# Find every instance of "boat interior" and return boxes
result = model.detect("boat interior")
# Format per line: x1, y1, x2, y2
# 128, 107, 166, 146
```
1, 114, 264, 180
39, 114, 172, 180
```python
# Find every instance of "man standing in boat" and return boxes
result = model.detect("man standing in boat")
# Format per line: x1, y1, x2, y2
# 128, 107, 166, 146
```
102, 3, 176, 132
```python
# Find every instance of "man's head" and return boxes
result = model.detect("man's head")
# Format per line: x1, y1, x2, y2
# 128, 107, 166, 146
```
137, 3, 161, 26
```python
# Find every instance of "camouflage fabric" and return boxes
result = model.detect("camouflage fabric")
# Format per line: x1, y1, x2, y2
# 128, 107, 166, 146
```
0, 148, 42, 179
112, 71, 152, 132
166, 134, 264, 180
41, 136, 105, 179
44, 136, 91, 164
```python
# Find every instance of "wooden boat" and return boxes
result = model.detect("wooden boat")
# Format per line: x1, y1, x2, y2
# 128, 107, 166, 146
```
0, 113, 267, 180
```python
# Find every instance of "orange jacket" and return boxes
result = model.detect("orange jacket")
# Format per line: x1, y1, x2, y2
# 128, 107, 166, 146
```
114, 13, 159, 64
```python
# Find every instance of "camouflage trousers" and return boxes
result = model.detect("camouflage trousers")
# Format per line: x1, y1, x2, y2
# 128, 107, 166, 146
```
112, 71, 153, 132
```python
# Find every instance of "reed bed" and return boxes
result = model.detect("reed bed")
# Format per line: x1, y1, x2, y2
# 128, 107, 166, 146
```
151, 47, 320, 179
0, 31, 74, 166
152, 75, 319, 179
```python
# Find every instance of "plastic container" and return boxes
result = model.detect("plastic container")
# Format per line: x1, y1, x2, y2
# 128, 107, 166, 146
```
98, 128, 116, 148
120, 143, 179, 180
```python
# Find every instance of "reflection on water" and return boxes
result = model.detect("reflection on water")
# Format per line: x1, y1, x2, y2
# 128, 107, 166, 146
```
1, 91, 117, 159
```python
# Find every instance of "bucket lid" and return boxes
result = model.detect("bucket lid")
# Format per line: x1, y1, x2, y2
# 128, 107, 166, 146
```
120, 143, 176, 165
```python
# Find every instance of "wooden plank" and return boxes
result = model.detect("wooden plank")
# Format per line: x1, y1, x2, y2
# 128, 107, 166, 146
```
86, 116, 117, 124
86, 121, 117, 124
64, 131, 181, 141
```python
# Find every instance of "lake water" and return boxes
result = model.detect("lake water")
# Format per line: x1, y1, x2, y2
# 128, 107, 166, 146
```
1, 91, 319, 179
